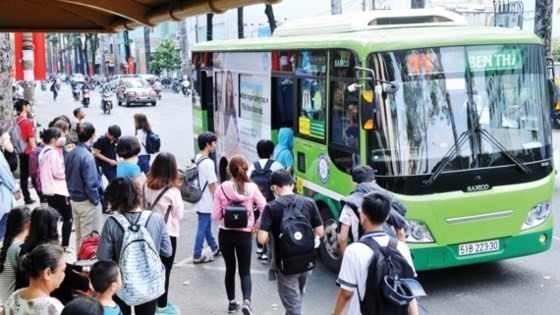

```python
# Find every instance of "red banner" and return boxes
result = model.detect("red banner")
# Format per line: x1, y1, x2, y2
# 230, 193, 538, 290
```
33, 33, 46, 80
13, 33, 46, 80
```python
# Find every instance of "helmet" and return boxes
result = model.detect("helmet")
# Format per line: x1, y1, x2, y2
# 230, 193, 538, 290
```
382, 276, 426, 306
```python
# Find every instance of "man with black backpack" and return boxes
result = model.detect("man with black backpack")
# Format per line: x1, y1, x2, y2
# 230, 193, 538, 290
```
257, 169, 324, 315
338, 165, 407, 255
334, 191, 421, 315
248, 139, 283, 263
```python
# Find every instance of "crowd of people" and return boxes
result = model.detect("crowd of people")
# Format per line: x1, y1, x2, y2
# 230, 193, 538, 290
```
0, 96, 422, 315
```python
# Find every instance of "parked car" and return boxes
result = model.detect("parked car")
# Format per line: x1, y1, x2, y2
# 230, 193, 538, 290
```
116, 78, 157, 106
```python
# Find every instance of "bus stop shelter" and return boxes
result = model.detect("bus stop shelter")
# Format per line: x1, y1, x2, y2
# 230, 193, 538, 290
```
0, 0, 279, 32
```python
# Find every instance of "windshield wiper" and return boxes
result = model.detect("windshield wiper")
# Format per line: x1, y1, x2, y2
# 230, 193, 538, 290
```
477, 127, 532, 174
422, 130, 470, 186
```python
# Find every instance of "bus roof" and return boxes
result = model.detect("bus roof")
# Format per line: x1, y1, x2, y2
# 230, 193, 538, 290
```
193, 12, 541, 54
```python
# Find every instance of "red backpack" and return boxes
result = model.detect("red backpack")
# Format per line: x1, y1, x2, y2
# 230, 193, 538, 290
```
78, 231, 100, 260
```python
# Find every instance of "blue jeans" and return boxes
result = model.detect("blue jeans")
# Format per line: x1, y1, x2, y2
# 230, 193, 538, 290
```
0, 212, 8, 240
137, 155, 150, 174
193, 213, 218, 259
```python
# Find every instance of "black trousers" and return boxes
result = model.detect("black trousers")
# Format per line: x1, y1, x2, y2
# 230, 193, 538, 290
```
114, 295, 157, 315
46, 194, 73, 247
218, 229, 253, 301
19, 153, 31, 201
158, 236, 177, 308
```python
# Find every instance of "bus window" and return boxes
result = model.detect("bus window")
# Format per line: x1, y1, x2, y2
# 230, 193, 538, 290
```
296, 50, 327, 140
330, 81, 359, 147
202, 70, 214, 132
297, 77, 326, 140
271, 76, 295, 129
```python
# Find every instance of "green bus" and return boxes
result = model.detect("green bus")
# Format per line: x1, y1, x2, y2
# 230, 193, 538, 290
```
191, 9, 555, 272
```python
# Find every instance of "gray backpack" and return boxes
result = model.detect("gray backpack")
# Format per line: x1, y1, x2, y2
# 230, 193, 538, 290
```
9, 117, 28, 153
112, 211, 165, 306
179, 156, 209, 203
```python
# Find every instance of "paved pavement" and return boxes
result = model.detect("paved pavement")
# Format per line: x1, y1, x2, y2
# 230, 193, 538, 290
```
13, 84, 560, 314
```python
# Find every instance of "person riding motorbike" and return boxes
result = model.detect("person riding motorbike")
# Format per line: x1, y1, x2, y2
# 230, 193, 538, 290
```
153, 79, 163, 99
181, 78, 190, 96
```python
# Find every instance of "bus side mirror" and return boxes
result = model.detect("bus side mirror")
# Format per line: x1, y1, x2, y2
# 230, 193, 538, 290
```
360, 91, 377, 130
547, 79, 557, 111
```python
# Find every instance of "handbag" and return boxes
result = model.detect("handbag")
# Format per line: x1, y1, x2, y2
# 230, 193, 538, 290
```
2, 149, 18, 172
220, 185, 248, 228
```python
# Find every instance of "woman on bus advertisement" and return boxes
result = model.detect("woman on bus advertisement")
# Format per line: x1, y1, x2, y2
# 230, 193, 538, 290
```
224, 71, 240, 142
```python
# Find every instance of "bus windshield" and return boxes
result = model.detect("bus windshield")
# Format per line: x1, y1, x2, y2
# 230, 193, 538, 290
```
367, 44, 551, 176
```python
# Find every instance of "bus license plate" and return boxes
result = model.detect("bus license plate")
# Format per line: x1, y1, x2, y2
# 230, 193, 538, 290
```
458, 240, 499, 256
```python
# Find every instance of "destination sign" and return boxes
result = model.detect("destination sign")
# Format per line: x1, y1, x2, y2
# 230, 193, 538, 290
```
467, 49, 521, 71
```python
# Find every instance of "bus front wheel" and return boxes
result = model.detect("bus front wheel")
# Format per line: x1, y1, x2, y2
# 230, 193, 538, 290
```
319, 206, 342, 274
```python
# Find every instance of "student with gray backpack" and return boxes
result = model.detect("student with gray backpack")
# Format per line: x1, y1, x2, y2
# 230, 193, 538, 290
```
143, 152, 184, 315
97, 177, 172, 315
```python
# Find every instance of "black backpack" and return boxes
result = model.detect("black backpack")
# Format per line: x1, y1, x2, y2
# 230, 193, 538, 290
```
277, 196, 316, 275
144, 131, 161, 154
358, 237, 416, 315
250, 160, 274, 201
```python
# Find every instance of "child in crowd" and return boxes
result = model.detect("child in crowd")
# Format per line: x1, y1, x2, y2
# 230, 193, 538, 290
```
116, 136, 143, 186
90, 260, 123, 315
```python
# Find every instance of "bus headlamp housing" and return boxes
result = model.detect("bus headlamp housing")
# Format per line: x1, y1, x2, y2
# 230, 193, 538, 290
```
405, 221, 434, 243
522, 201, 551, 230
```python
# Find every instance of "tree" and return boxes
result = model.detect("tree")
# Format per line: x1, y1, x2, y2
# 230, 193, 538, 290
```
0, 33, 13, 130
534, 0, 553, 57
411, 0, 425, 9
149, 38, 181, 75
264, 4, 277, 34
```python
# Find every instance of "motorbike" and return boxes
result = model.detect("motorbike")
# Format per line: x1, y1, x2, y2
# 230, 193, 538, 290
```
72, 86, 80, 101
101, 91, 113, 114
40, 81, 47, 91
156, 89, 162, 100
82, 88, 90, 107
172, 83, 180, 94
182, 85, 191, 97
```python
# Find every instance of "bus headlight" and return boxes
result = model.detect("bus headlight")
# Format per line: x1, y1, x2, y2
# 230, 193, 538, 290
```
405, 221, 434, 243
522, 201, 552, 230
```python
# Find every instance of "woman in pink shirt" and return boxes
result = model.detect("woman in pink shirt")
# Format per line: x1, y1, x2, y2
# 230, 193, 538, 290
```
38, 127, 73, 252
143, 152, 184, 315
212, 155, 266, 314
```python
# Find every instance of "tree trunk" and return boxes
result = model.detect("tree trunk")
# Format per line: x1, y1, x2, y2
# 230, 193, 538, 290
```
207, 13, 214, 41
144, 27, 151, 73
411, 0, 425, 9
237, 7, 244, 39
179, 19, 191, 77
83, 35, 89, 76
22, 33, 34, 105
264, 4, 277, 34
113, 34, 120, 75
331, 0, 342, 15
0, 33, 13, 130
534, 0, 553, 57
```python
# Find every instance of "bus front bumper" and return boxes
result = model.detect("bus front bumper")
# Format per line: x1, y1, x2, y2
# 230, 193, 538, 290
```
410, 227, 553, 272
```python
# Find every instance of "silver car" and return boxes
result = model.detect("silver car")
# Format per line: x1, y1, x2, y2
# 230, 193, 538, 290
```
117, 78, 157, 107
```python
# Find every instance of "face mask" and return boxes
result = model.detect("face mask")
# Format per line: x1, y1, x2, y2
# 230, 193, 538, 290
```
56, 137, 67, 147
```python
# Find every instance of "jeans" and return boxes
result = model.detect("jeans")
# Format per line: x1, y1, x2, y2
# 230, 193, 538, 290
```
193, 213, 218, 259
218, 229, 253, 301
276, 270, 312, 315
137, 155, 150, 174
18, 153, 31, 202
0, 212, 8, 240
158, 236, 177, 308
100, 165, 117, 183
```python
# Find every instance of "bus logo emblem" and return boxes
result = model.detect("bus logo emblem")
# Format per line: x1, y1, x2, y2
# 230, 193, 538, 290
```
318, 154, 330, 184
466, 184, 490, 192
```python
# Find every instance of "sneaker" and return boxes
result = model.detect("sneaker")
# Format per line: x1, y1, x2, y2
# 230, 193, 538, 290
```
242, 300, 253, 315
258, 253, 268, 261
156, 303, 181, 315
212, 248, 222, 257
24, 199, 36, 205
256, 248, 264, 255
228, 301, 240, 314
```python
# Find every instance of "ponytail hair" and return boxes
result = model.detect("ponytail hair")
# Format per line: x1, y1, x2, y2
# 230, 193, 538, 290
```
0, 207, 31, 274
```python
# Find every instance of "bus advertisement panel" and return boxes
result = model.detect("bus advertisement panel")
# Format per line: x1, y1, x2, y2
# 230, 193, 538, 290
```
213, 52, 272, 167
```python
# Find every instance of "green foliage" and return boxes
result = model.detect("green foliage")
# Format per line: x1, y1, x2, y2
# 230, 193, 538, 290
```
553, 40, 560, 62
149, 38, 181, 74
